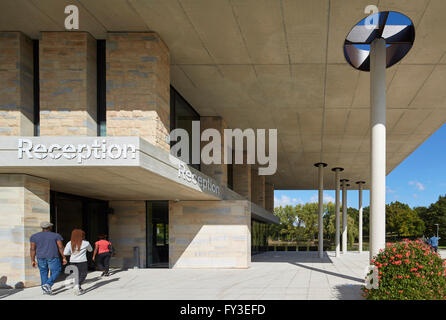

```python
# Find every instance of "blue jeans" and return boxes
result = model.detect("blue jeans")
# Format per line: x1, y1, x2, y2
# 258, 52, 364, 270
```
37, 257, 61, 287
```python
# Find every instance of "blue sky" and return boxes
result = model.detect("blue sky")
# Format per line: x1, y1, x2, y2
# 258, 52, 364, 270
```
274, 123, 446, 210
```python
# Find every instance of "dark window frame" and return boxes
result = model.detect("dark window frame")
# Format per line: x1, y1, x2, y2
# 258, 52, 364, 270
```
33, 40, 39, 136
170, 86, 200, 170
97, 40, 106, 136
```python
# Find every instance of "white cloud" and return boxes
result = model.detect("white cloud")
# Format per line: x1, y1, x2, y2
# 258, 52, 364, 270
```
386, 186, 396, 194
310, 193, 335, 203
274, 195, 303, 208
409, 181, 425, 191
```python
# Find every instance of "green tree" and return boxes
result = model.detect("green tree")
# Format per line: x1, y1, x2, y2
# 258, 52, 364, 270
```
386, 201, 425, 237
418, 195, 446, 244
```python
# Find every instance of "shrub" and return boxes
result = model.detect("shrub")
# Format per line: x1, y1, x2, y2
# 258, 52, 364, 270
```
362, 239, 446, 300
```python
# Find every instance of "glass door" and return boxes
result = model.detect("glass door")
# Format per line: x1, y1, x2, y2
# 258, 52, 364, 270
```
147, 201, 169, 268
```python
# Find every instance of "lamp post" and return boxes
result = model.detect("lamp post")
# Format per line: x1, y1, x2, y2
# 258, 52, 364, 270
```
356, 181, 366, 253
435, 223, 439, 238
344, 11, 415, 262
314, 162, 328, 259
340, 179, 350, 254
331, 167, 344, 257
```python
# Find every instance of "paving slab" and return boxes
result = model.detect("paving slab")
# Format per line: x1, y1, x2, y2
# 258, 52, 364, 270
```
0, 251, 369, 300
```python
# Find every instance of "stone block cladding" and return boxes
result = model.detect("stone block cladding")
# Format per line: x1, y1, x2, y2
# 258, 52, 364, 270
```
0, 174, 50, 288
0, 32, 34, 136
39, 32, 97, 136
106, 32, 170, 151
169, 200, 251, 268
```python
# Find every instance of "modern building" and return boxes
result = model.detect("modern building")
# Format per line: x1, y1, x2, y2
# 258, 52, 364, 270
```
1, 0, 445, 288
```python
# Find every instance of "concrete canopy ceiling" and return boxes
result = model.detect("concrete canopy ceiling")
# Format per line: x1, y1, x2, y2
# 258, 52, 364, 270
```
1, 0, 446, 190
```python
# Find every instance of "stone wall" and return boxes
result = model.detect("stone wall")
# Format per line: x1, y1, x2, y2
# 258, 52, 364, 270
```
200, 116, 228, 187
108, 201, 146, 269
169, 200, 251, 268
106, 32, 170, 151
265, 183, 274, 212
251, 168, 266, 208
0, 174, 50, 288
233, 151, 251, 201
39, 32, 97, 136
0, 32, 34, 136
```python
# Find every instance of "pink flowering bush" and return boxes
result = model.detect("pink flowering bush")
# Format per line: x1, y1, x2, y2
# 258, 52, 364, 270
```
363, 239, 446, 300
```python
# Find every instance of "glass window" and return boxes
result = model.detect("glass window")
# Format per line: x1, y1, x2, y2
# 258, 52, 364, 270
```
170, 86, 200, 170
97, 40, 106, 136
33, 40, 39, 136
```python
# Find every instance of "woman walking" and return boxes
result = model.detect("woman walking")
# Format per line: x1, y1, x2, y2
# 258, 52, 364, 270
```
93, 234, 112, 277
63, 229, 93, 295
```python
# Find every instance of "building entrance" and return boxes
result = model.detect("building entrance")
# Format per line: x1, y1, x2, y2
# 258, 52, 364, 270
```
50, 191, 109, 269
147, 201, 169, 268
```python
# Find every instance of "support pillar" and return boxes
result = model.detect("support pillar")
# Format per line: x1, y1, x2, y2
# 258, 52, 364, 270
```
341, 180, 350, 254
39, 32, 97, 136
356, 181, 365, 253
0, 32, 34, 136
331, 167, 343, 257
251, 167, 265, 208
314, 162, 327, 259
233, 151, 251, 201
200, 116, 228, 187
106, 32, 170, 150
370, 37, 386, 261
265, 183, 275, 213
0, 174, 50, 288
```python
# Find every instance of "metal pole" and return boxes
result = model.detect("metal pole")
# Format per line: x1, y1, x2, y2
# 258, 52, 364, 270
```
332, 167, 343, 257
341, 179, 349, 254
370, 37, 386, 261
314, 163, 327, 259
356, 181, 365, 253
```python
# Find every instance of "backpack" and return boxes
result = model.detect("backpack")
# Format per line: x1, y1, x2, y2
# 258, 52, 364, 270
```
107, 241, 115, 255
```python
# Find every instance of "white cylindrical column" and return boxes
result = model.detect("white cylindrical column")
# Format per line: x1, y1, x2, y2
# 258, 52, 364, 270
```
332, 167, 343, 257
370, 37, 386, 261
356, 181, 365, 253
314, 162, 327, 259
341, 179, 349, 254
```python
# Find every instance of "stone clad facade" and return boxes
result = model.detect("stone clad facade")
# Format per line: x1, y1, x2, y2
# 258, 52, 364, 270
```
233, 151, 252, 201
108, 201, 147, 269
106, 32, 170, 151
0, 174, 50, 288
169, 200, 251, 268
265, 183, 274, 212
39, 32, 97, 136
200, 116, 228, 187
0, 29, 276, 287
0, 32, 34, 136
251, 168, 266, 208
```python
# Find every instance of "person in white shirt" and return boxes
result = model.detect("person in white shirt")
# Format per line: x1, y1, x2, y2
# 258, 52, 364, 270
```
63, 229, 93, 295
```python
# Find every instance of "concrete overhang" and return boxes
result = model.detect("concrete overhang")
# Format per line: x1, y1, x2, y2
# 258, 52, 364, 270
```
0, 136, 228, 201
1, 1, 445, 190
0, 136, 279, 224
251, 202, 280, 225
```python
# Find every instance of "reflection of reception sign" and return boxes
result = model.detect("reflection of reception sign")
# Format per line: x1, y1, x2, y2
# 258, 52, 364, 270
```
17, 138, 137, 164
178, 163, 220, 196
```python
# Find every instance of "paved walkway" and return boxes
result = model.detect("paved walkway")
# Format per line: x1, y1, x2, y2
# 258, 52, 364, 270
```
1, 251, 373, 300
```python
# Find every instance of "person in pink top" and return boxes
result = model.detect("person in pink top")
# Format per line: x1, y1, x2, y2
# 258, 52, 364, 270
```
92, 234, 113, 277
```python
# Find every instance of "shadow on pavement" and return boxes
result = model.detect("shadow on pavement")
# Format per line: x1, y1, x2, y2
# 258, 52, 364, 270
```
0, 289, 24, 299
291, 263, 364, 283
83, 278, 119, 294
252, 251, 334, 264
52, 276, 121, 295
332, 284, 365, 300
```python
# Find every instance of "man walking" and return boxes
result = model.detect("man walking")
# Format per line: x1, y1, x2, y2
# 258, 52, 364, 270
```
429, 234, 440, 253
30, 222, 67, 295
